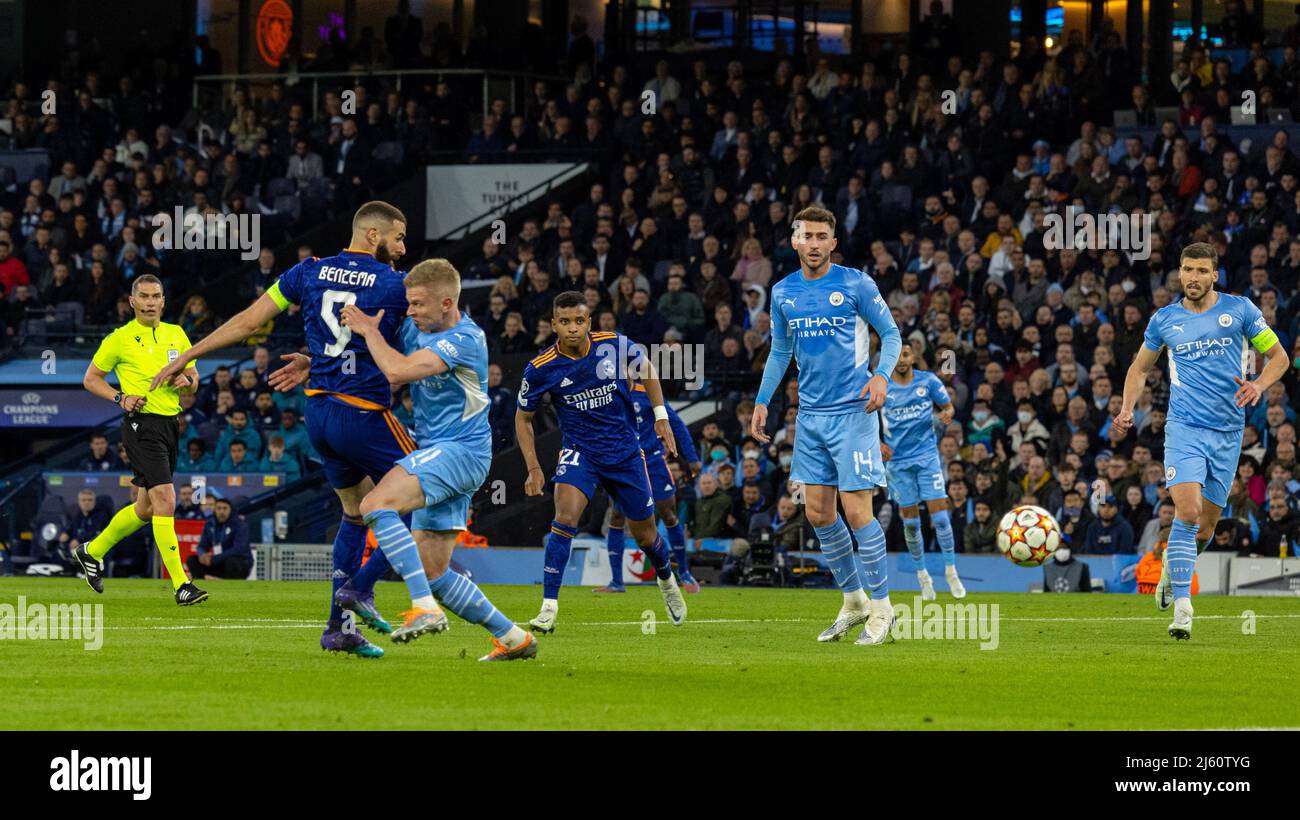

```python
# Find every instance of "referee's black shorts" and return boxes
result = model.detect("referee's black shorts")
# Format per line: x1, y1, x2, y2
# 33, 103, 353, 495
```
121, 411, 180, 489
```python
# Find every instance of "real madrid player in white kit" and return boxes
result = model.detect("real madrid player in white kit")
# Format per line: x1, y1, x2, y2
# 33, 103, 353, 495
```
751, 207, 903, 646
1114, 243, 1289, 639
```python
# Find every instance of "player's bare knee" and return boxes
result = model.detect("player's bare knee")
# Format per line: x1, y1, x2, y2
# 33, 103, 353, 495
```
358, 493, 381, 518
805, 508, 835, 528
148, 484, 176, 511
844, 511, 875, 530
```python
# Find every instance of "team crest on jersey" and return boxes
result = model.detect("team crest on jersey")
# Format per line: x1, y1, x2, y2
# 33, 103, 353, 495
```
1218, 314, 1233, 327
1166, 466, 1176, 481
829, 291, 844, 306
598, 359, 616, 379
915, 387, 926, 397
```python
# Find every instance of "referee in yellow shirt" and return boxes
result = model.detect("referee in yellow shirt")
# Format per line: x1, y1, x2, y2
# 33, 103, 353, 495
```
75, 274, 209, 605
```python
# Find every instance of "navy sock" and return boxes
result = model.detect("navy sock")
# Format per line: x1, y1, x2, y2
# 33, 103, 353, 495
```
329, 515, 368, 627
606, 525, 625, 587
666, 521, 689, 577
642, 533, 673, 580
349, 531, 392, 593
543, 521, 578, 599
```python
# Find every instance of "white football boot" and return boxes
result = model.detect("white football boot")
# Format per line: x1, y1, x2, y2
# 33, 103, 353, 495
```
1155, 550, 1172, 611
1168, 598, 1193, 640
816, 602, 869, 641
657, 574, 687, 625
916, 569, 936, 601
528, 600, 558, 634
946, 565, 967, 599
854, 596, 897, 646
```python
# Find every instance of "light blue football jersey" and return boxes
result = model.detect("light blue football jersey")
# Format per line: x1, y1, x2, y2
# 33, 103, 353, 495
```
400, 314, 492, 450
757, 263, 902, 415
883, 369, 951, 463
1142, 292, 1277, 432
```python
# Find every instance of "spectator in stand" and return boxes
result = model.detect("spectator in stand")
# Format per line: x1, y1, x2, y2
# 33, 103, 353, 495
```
177, 439, 215, 473
688, 471, 733, 540
59, 489, 109, 559
186, 497, 252, 580
175, 484, 205, 520
216, 408, 263, 462
1081, 494, 1136, 554
219, 439, 259, 473
964, 497, 999, 552
80, 433, 122, 471
259, 435, 302, 482
0, 239, 30, 296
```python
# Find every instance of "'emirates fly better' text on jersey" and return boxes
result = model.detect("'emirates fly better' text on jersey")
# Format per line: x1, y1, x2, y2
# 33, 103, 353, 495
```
517, 332, 646, 466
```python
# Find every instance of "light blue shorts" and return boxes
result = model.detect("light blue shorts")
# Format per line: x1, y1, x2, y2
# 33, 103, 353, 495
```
886, 453, 947, 507
397, 440, 491, 532
1162, 420, 1242, 508
791, 411, 885, 492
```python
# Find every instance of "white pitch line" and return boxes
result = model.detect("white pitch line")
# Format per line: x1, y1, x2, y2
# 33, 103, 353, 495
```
95, 613, 1300, 631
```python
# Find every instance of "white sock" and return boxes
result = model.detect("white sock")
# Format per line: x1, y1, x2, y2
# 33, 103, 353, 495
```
541, 597, 558, 612
502, 625, 528, 647
845, 588, 869, 609
414, 595, 438, 611
917, 569, 930, 578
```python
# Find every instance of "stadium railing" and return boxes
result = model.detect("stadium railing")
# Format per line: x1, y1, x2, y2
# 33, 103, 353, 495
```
192, 68, 571, 124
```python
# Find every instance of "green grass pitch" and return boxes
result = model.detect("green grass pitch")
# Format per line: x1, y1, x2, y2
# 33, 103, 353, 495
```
2, 577, 1298, 730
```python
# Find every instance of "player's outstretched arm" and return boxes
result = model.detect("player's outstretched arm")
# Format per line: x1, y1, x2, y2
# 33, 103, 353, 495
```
339, 305, 447, 384
1114, 345, 1160, 437
150, 292, 284, 390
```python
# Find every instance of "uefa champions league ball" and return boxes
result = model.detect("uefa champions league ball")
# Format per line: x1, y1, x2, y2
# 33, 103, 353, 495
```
996, 505, 1062, 567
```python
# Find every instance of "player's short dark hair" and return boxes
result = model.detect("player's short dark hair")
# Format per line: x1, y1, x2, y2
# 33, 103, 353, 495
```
793, 205, 837, 234
552, 291, 587, 313
130, 274, 163, 294
1180, 241, 1218, 269
352, 201, 408, 232
230, 440, 246, 450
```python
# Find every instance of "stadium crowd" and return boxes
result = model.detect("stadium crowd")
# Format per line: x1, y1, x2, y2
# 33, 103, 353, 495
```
10, 5, 1300, 579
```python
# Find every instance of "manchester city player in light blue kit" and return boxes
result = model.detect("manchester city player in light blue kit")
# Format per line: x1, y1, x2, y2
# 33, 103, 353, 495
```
515, 292, 687, 633
252, 258, 539, 662
751, 206, 903, 646
1114, 243, 1289, 640
881, 343, 965, 600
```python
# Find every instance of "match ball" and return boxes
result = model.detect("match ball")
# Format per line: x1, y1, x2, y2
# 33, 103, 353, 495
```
996, 505, 1061, 567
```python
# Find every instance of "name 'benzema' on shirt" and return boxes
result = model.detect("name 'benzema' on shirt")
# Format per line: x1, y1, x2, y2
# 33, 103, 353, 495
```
317, 265, 377, 287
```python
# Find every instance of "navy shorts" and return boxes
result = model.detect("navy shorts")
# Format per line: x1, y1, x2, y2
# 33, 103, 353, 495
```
553, 446, 656, 521
304, 394, 417, 490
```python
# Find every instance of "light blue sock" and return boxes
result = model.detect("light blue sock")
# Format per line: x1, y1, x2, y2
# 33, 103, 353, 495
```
363, 509, 433, 607
429, 569, 515, 638
931, 508, 956, 567
543, 521, 578, 599
853, 519, 889, 600
666, 521, 690, 578
1167, 519, 1199, 599
814, 517, 861, 593
901, 516, 925, 571
606, 525, 625, 587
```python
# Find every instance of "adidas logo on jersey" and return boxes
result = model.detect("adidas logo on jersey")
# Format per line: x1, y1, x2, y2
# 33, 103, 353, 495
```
560, 377, 574, 387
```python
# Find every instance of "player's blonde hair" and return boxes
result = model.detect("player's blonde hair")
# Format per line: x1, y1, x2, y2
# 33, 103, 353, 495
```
404, 258, 461, 300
